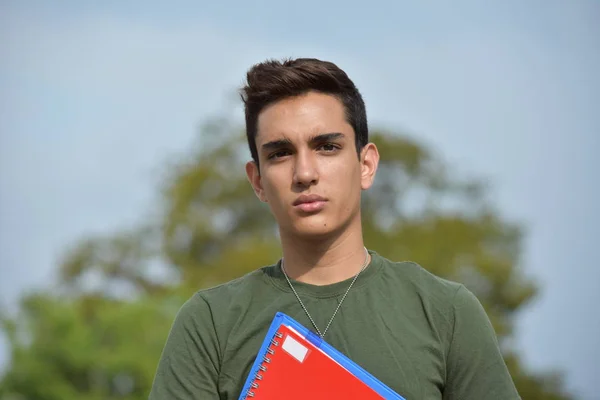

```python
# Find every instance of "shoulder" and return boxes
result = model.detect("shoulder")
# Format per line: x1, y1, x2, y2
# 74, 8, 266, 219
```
173, 265, 278, 327
183, 267, 272, 312
377, 254, 464, 303
380, 256, 499, 339
375, 254, 486, 338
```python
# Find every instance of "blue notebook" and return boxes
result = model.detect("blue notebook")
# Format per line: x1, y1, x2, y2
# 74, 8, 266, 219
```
238, 312, 405, 399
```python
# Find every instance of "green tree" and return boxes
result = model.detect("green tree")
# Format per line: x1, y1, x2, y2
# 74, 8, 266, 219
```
0, 114, 574, 399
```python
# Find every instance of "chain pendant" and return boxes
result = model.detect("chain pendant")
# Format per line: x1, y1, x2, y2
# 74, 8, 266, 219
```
281, 247, 370, 338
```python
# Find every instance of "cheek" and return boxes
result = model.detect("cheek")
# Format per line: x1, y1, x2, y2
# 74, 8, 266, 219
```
326, 164, 362, 205
262, 173, 289, 207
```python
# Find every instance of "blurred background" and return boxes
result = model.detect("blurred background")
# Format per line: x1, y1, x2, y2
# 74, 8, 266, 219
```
1, 1, 598, 399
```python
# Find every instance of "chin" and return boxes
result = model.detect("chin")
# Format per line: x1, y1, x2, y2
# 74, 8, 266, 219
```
287, 218, 341, 240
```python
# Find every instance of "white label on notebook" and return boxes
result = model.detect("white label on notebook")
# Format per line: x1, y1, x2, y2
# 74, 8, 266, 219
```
282, 335, 308, 363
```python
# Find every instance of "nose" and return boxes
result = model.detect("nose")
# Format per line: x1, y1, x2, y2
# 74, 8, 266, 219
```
292, 150, 319, 188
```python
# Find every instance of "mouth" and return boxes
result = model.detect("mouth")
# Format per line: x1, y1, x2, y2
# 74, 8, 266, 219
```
293, 194, 328, 213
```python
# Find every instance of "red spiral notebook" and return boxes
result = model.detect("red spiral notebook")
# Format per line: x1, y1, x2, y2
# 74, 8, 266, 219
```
238, 312, 405, 399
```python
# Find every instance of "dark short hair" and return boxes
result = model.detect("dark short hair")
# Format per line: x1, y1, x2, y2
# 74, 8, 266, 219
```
239, 58, 368, 167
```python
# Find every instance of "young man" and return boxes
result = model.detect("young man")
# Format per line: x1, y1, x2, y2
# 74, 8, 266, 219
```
149, 58, 521, 399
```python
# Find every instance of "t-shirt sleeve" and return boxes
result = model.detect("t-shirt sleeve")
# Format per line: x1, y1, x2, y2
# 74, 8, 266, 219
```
148, 293, 221, 400
443, 285, 521, 400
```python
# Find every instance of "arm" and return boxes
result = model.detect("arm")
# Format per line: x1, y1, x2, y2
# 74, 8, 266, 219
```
149, 293, 221, 399
443, 285, 521, 400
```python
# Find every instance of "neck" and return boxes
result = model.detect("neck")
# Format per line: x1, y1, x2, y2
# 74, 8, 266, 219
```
279, 218, 370, 286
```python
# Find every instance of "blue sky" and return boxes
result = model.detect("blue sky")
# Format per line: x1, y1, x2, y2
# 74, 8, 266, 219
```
1, 1, 598, 398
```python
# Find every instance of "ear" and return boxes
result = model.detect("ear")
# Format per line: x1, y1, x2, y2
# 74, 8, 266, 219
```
359, 142, 379, 190
245, 161, 268, 202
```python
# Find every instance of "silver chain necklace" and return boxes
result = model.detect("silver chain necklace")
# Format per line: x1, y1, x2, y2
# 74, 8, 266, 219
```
281, 247, 370, 338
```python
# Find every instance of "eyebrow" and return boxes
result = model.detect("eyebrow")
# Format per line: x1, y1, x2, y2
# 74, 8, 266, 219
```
261, 138, 293, 152
261, 132, 346, 152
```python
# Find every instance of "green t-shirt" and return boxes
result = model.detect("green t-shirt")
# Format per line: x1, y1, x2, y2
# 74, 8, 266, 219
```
149, 250, 520, 399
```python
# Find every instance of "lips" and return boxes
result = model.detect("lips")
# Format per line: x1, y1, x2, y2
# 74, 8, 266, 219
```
293, 194, 328, 213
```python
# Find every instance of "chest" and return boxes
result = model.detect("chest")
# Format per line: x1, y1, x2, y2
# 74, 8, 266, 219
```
216, 298, 447, 400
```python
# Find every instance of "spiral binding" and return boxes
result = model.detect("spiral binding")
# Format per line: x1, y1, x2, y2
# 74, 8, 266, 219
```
245, 330, 284, 398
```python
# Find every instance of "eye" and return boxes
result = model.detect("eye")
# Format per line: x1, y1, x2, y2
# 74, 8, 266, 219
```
318, 143, 339, 152
268, 150, 291, 160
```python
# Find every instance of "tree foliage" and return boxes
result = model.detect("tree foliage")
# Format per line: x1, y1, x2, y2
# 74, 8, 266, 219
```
0, 114, 574, 399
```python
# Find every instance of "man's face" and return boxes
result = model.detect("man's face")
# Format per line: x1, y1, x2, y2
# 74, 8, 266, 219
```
245, 91, 378, 239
